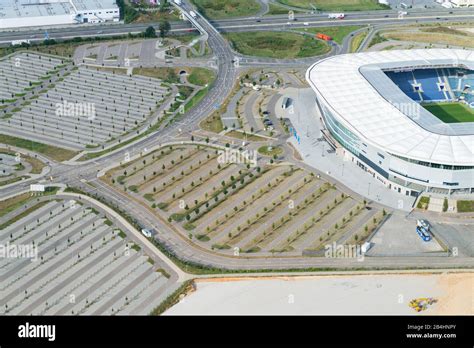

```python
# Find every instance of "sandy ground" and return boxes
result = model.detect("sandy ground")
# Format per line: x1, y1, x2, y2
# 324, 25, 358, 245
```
165, 273, 473, 315
433, 273, 473, 315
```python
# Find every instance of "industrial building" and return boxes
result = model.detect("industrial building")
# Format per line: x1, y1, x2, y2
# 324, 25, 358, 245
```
306, 49, 474, 196
0, 0, 120, 30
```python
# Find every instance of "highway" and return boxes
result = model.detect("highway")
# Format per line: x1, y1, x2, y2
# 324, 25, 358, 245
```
1, 7, 474, 44
1, 1, 474, 274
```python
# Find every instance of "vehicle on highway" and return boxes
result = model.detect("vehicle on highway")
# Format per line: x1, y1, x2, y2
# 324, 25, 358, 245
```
286, 22, 292, 25
97, 30, 103, 34
174, 0, 182, 5
416, 226, 432, 242
256, 19, 261, 22
190, 10, 198, 19
11, 39, 31, 46
384, 15, 389, 18
417, 219, 430, 231
316, 33, 332, 41
303, 22, 309, 26
328, 13, 345, 19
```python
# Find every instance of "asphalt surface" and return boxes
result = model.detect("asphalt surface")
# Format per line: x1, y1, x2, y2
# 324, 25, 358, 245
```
1, 7, 474, 44
1, 2, 474, 274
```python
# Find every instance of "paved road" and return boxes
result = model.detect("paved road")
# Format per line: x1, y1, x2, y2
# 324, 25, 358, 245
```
1, 7, 473, 45
1, 2, 474, 273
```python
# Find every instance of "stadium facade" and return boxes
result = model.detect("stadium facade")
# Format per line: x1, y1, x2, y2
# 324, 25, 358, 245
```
306, 49, 474, 196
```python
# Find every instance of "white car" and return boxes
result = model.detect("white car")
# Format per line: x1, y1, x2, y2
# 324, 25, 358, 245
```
416, 219, 430, 231
303, 22, 309, 26
141, 228, 153, 238
286, 22, 292, 25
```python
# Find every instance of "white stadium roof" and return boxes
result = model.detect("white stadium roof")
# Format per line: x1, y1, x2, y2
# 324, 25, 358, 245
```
306, 49, 474, 166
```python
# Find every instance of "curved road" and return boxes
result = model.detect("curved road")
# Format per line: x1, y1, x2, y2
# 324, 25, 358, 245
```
1, 2, 473, 273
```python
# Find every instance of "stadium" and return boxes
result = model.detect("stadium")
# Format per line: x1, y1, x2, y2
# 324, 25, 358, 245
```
306, 49, 474, 197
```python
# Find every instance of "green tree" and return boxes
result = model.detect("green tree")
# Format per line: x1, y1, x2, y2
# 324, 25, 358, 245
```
144, 26, 157, 38
159, 20, 171, 38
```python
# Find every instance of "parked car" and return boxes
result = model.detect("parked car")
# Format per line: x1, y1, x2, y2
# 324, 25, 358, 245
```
416, 226, 431, 242
416, 219, 430, 231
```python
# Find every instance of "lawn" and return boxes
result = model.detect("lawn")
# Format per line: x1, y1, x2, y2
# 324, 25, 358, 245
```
0, 43, 78, 59
276, 0, 388, 11
224, 31, 330, 59
382, 29, 474, 49
422, 102, 474, 123
258, 145, 283, 157
132, 66, 215, 86
350, 30, 367, 52
457, 200, 474, 213
305, 25, 365, 44
417, 196, 430, 210
133, 67, 181, 83
188, 68, 216, 87
267, 3, 302, 15
191, 0, 261, 19
0, 134, 77, 162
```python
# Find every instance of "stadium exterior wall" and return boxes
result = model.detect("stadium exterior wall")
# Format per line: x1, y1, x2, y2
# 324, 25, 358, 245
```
313, 89, 474, 196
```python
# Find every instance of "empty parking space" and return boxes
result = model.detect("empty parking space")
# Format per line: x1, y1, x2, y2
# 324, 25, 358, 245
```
367, 214, 445, 256
1, 59, 170, 150
103, 144, 381, 257
0, 197, 170, 315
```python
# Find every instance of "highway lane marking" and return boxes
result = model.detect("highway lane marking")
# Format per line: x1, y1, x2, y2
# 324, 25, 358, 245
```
216, 14, 474, 29
3, 14, 474, 45
0, 28, 194, 44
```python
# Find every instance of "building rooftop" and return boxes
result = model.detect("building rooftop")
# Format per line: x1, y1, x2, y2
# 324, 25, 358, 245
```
70, 0, 118, 11
0, 0, 117, 19
0, 1, 74, 19
306, 49, 474, 166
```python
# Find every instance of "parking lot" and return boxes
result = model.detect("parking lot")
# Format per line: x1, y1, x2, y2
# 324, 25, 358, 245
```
0, 52, 67, 110
368, 214, 447, 256
1, 54, 170, 150
0, 197, 171, 315
0, 148, 46, 187
103, 144, 384, 257
221, 68, 306, 138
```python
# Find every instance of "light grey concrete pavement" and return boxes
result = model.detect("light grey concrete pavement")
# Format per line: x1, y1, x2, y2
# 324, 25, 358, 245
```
276, 87, 416, 211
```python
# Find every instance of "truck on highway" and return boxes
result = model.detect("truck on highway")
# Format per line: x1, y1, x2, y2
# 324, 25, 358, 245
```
416, 226, 432, 242
174, 0, 182, 5
316, 33, 332, 41
189, 10, 197, 18
11, 39, 31, 46
328, 13, 345, 19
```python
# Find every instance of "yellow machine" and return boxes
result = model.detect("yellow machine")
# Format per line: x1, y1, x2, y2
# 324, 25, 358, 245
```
409, 298, 438, 312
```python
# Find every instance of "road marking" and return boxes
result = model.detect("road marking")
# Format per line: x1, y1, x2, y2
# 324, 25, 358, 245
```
216, 14, 474, 30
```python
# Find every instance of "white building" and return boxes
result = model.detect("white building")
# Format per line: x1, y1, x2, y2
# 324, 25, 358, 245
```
306, 49, 474, 196
449, 0, 474, 7
0, 0, 120, 30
